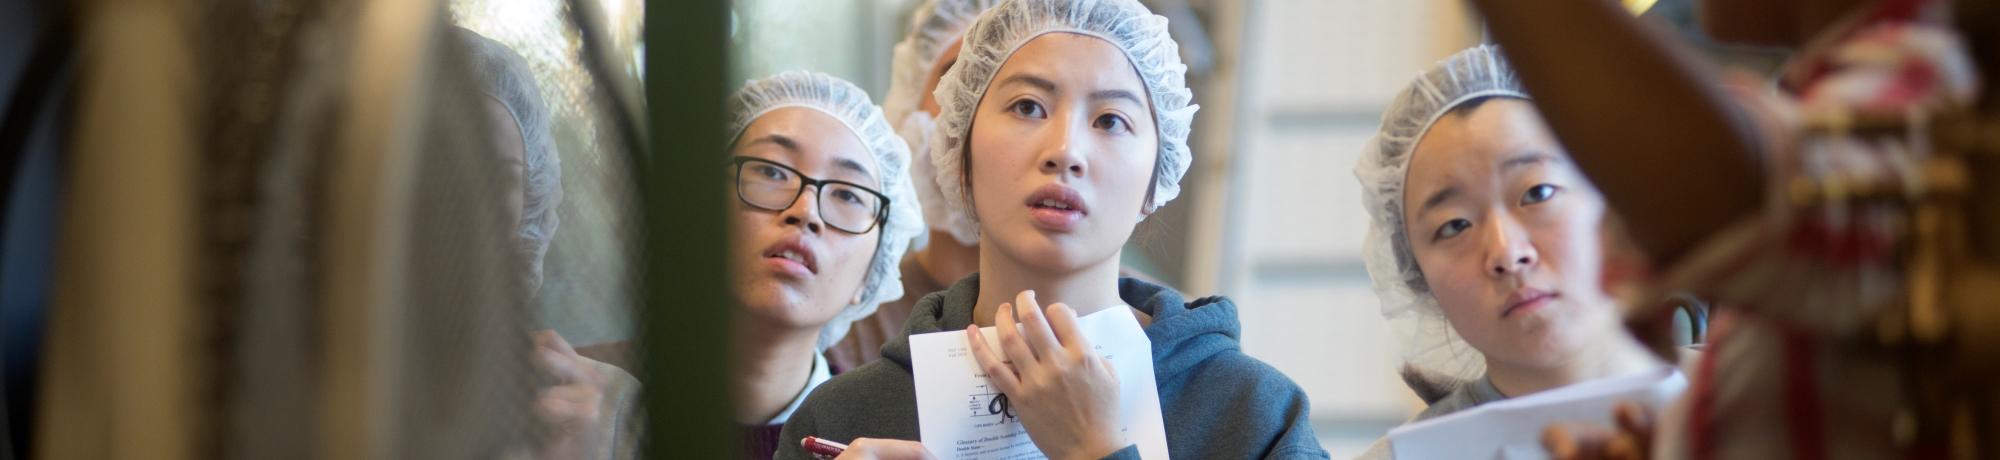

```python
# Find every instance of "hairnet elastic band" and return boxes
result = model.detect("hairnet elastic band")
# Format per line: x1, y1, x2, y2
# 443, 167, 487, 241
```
731, 103, 887, 184
1407, 88, 1530, 160
983, 28, 1156, 113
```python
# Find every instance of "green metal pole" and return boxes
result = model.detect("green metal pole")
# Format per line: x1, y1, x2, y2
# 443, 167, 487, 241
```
642, 0, 734, 458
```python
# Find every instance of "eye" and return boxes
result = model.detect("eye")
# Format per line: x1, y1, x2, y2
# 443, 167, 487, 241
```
1435, 218, 1472, 241
753, 164, 789, 181
1521, 184, 1560, 205
1092, 113, 1132, 133
831, 188, 866, 205
1008, 99, 1046, 119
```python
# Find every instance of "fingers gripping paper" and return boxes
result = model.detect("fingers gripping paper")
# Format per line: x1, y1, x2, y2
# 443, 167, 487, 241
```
910, 308, 1169, 459
1388, 367, 1687, 460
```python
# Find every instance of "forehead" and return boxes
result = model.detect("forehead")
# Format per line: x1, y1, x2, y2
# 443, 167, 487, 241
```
1403, 99, 1560, 189
990, 32, 1147, 96
733, 106, 878, 183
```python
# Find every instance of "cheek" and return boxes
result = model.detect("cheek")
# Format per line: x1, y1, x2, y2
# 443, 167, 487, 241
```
1092, 139, 1158, 212
1421, 258, 1514, 356
826, 236, 881, 296
1106, 152, 1153, 202
728, 208, 764, 268
1415, 250, 1490, 320
1432, 273, 1486, 322
1531, 201, 1609, 284
966, 122, 1034, 212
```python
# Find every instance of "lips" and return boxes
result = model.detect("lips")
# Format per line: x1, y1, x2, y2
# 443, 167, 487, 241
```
1024, 184, 1088, 231
761, 236, 818, 277
1500, 287, 1557, 318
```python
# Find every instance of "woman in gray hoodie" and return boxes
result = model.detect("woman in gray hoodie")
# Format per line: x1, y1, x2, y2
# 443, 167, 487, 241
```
776, 1, 1327, 459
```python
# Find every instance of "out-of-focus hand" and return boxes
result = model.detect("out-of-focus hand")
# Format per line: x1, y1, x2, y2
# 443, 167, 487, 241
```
1542, 402, 1656, 460
966, 290, 1126, 460
832, 438, 937, 460
532, 330, 607, 460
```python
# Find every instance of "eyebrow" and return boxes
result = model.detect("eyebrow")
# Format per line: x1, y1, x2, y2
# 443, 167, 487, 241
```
1499, 151, 1561, 172
1417, 186, 1459, 217
833, 157, 872, 179
997, 73, 1058, 94
997, 73, 1146, 112
1414, 152, 1564, 216
749, 134, 873, 181
1089, 89, 1145, 107
747, 134, 800, 153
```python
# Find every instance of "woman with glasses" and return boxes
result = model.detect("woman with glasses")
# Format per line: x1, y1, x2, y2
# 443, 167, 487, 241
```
534, 70, 921, 460
724, 70, 925, 459
776, 1, 1326, 459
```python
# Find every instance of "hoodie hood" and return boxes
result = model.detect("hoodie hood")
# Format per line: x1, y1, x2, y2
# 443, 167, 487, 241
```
878, 273, 1243, 380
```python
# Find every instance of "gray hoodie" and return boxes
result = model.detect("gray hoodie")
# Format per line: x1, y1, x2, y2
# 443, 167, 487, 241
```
776, 274, 1330, 460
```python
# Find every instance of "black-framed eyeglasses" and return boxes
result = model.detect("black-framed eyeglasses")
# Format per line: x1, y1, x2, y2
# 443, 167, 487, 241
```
731, 156, 890, 234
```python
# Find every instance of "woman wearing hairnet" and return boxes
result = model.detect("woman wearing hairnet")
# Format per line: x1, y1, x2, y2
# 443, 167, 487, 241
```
825, 0, 1001, 373
1467, 0, 1979, 458
529, 70, 924, 460
452, 29, 638, 460
830, 0, 1170, 373
721, 70, 926, 459
777, 1, 1327, 459
1349, 45, 1665, 458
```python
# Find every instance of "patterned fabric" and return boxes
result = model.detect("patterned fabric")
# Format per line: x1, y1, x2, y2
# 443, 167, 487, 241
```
1650, 1, 1979, 458
1663, 0, 1975, 336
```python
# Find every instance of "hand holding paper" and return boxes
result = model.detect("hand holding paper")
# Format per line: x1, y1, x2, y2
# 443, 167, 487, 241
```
910, 291, 1167, 460
1540, 402, 1654, 460
1387, 367, 1685, 460
965, 290, 1127, 460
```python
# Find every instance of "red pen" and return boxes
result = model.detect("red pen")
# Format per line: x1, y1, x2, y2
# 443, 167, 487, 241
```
802, 436, 847, 459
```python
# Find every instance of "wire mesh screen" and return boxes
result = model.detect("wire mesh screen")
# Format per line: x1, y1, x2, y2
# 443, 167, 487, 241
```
450, 0, 646, 354
168, 0, 643, 458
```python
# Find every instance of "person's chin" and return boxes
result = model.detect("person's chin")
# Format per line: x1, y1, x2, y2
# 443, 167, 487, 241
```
738, 279, 809, 311
997, 230, 1096, 269
743, 301, 845, 333
1520, 326, 1592, 359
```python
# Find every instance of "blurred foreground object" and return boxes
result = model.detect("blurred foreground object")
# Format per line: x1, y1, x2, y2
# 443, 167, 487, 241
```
38, 0, 559, 457
36, 0, 201, 457
1630, 0, 2000, 457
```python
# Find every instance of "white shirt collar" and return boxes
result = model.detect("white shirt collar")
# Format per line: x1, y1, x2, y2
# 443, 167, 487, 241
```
766, 352, 831, 425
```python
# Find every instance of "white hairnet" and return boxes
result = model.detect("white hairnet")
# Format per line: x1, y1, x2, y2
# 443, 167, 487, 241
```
930, 0, 1198, 229
1354, 45, 1526, 384
887, 0, 1001, 245
885, 0, 1004, 127
727, 71, 924, 351
460, 28, 563, 294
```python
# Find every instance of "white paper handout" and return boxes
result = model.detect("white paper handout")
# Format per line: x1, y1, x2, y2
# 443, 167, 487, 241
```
1388, 366, 1688, 460
910, 307, 1169, 460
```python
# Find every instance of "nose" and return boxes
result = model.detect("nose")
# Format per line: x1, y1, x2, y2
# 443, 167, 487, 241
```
780, 185, 824, 234
1483, 215, 1537, 277
1037, 115, 1086, 177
